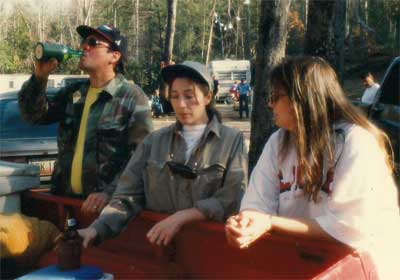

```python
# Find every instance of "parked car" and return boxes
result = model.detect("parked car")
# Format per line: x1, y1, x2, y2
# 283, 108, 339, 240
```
0, 89, 59, 183
369, 57, 399, 173
60, 76, 88, 87
353, 57, 399, 177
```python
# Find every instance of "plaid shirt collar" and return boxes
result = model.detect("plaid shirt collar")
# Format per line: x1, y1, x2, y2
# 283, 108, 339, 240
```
102, 73, 125, 98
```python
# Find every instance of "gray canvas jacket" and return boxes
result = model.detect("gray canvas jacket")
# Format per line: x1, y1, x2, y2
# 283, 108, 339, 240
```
91, 115, 248, 241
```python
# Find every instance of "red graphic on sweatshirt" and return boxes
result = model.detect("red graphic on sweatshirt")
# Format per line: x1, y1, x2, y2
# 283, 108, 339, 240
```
278, 168, 295, 193
278, 166, 333, 194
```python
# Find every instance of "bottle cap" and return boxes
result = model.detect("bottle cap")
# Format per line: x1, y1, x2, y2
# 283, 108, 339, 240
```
34, 43, 44, 60
67, 218, 77, 228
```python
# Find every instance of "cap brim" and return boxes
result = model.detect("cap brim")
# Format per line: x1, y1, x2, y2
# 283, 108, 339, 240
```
76, 25, 113, 45
161, 64, 212, 90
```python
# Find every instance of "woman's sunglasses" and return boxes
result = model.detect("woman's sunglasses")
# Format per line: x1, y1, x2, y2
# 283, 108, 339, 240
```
80, 37, 110, 49
166, 161, 198, 179
268, 91, 287, 104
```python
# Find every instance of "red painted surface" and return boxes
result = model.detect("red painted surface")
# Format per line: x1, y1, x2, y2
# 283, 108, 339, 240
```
21, 189, 378, 279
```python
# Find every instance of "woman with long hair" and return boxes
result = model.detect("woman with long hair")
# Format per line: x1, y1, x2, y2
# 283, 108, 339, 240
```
226, 56, 399, 279
78, 61, 247, 247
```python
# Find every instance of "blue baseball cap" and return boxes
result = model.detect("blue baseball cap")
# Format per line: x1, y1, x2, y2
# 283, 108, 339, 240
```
77, 24, 127, 73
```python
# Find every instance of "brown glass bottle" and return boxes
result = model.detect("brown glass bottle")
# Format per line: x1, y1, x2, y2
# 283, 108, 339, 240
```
57, 218, 82, 270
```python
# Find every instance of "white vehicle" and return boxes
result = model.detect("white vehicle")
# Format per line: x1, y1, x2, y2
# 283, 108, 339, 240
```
208, 60, 251, 102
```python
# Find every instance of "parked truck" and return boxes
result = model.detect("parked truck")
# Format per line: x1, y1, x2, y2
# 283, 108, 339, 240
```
208, 60, 251, 103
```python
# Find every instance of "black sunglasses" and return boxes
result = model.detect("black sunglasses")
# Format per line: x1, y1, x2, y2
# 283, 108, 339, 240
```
166, 161, 198, 179
80, 37, 110, 49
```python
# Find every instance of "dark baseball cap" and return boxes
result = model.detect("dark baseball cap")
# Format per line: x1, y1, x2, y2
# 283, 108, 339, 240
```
76, 24, 127, 73
161, 61, 214, 92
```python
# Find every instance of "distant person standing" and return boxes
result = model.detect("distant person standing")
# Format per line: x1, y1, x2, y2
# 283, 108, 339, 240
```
159, 61, 174, 115
360, 72, 380, 105
230, 80, 239, 102
237, 79, 251, 118
212, 75, 219, 100
151, 89, 164, 118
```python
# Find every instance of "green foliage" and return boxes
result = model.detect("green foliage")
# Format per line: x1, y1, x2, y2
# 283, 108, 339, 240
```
1, 5, 32, 73
0, 42, 17, 73
0, 0, 398, 76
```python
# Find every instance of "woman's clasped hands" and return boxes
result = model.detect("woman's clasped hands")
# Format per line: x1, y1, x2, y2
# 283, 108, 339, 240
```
225, 210, 272, 249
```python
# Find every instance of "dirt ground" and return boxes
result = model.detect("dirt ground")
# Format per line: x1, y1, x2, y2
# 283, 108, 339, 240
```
152, 72, 382, 133
152, 73, 379, 144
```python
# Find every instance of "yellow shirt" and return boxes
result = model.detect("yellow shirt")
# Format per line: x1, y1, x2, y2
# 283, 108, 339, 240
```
71, 87, 102, 194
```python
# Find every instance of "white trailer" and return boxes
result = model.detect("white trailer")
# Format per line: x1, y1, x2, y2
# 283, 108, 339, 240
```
208, 60, 251, 102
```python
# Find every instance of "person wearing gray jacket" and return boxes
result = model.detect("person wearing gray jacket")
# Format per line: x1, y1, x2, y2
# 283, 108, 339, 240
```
78, 61, 248, 247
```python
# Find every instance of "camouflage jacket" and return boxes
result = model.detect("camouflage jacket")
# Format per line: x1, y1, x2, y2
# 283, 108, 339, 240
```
18, 74, 153, 197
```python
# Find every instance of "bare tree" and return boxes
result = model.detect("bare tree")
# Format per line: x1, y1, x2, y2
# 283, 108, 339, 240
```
75, 0, 96, 25
205, 0, 217, 65
0, 3, 6, 41
249, 0, 290, 171
304, 0, 346, 77
332, 0, 346, 78
244, 1, 251, 59
67, 16, 77, 47
235, 6, 241, 58
304, 0, 336, 63
201, 0, 207, 60
132, 0, 140, 60
38, 2, 45, 41
113, 0, 117, 27
163, 0, 178, 63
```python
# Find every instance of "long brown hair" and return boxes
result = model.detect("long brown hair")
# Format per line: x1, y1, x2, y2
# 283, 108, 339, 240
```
270, 56, 394, 201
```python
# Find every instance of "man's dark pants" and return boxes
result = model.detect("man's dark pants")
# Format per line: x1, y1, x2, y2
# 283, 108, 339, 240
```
239, 94, 249, 118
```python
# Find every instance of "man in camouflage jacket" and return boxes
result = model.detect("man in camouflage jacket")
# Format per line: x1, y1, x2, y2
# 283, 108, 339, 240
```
18, 24, 153, 214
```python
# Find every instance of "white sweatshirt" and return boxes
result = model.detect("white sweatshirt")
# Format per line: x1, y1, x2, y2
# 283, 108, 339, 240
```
361, 83, 380, 104
241, 122, 400, 279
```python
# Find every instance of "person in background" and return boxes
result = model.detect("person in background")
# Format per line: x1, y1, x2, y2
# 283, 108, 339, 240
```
360, 71, 380, 105
78, 61, 247, 248
212, 75, 219, 100
226, 56, 400, 280
230, 80, 239, 102
151, 89, 164, 118
237, 79, 251, 118
159, 61, 174, 115
18, 24, 153, 214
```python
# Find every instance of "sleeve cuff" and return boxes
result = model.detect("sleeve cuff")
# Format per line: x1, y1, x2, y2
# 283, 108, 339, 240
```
194, 197, 224, 222
89, 202, 142, 244
90, 219, 112, 244
315, 213, 364, 249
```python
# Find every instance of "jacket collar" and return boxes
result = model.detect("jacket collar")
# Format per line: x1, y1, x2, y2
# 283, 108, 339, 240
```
174, 113, 221, 139
102, 73, 125, 98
